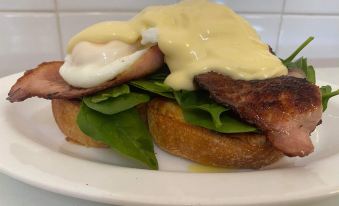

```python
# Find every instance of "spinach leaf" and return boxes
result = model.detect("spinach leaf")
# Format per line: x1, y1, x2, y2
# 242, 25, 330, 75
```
147, 64, 170, 81
282, 37, 339, 111
77, 104, 158, 170
283, 37, 314, 64
283, 37, 316, 84
90, 84, 130, 103
129, 80, 175, 99
182, 108, 256, 133
148, 73, 168, 81
174, 90, 256, 132
320, 85, 339, 111
83, 92, 149, 115
174, 90, 228, 127
302, 64, 316, 84
128, 64, 173, 98
286, 57, 316, 83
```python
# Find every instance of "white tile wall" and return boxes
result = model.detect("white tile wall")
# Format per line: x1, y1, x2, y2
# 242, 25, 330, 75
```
223, 0, 284, 13
278, 15, 339, 61
0, 0, 338, 77
242, 14, 281, 50
0, 13, 61, 76
0, 0, 55, 11
57, 0, 177, 11
59, 12, 136, 55
285, 0, 339, 14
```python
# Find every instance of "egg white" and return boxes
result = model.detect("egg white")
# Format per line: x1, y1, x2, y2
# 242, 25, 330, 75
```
59, 28, 158, 88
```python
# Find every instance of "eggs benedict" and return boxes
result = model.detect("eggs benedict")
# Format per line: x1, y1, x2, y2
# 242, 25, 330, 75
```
7, 0, 339, 170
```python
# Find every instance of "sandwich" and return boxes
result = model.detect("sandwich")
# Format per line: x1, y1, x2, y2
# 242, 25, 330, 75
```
7, 0, 339, 170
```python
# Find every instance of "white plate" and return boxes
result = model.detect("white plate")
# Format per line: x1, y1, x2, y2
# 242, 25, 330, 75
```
0, 68, 339, 206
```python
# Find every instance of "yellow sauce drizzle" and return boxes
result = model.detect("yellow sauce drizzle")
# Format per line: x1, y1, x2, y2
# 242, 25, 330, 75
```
67, 0, 287, 90
188, 163, 235, 173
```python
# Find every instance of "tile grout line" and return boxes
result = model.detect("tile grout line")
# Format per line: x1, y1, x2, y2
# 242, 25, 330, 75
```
55, 10, 139, 14
54, 0, 65, 58
0, 10, 54, 13
238, 12, 281, 16
279, 12, 339, 16
234, 11, 282, 15
238, 12, 339, 16
0, 10, 338, 16
274, 0, 286, 54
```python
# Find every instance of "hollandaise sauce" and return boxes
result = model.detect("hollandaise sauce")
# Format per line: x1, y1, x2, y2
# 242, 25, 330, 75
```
63, 0, 287, 90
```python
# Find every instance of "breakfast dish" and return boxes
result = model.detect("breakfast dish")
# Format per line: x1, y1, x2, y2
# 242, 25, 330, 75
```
1, 70, 339, 205
6, 0, 339, 170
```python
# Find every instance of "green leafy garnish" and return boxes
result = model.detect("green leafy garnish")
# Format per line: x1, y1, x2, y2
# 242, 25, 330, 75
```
128, 64, 173, 98
283, 36, 314, 65
182, 109, 257, 133
90, 84, 130, 103
77, 103, 158, 170
320, 85, 339, 111
300, 60, 316, 84
287, 57, 316, 83
83, 92, 150, 115
283, 37, 339, 111
174, 90, 228, 127
283, 37, 316, 84
129, 80, 175, 99
174, 90, 256, 133
147, 64, 170, 81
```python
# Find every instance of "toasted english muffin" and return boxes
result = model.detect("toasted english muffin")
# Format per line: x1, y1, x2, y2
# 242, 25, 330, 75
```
52, 98, 283, 168
147, 98, 283, 169
52, 99, 107, 148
